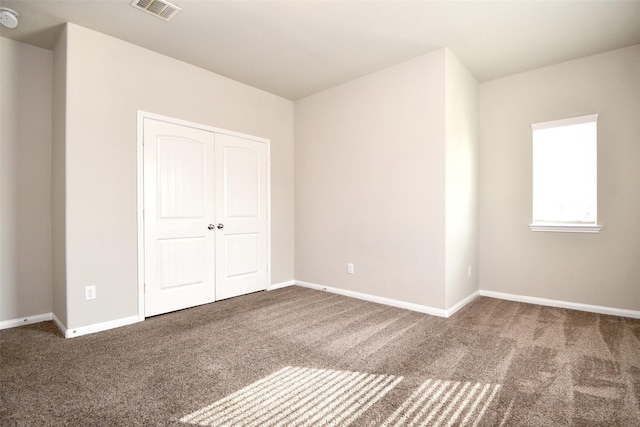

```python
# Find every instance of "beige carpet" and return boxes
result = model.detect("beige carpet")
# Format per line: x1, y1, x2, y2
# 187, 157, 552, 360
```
1, 286, 639, 426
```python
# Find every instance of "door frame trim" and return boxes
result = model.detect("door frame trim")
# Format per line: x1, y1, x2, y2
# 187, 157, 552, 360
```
136, 111, 271, 321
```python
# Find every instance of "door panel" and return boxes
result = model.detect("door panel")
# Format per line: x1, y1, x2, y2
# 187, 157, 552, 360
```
157, 137, 205, 218
158, 237, 206, 289
224, 233, 260, 278
144, 119, 215, 317
224, 147, 260, 217
215, 133, 268, 300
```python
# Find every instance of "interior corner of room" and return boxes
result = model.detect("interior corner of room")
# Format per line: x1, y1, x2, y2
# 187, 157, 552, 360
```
1, 10, 640, 337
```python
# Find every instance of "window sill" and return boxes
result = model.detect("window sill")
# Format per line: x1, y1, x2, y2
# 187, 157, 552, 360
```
529, 223, 602, 233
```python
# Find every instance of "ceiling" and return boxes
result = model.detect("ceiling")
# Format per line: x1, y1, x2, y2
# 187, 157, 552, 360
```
1, 1, 639, 100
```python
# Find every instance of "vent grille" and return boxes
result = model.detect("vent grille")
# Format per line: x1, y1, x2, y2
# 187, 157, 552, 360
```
130, 0, 181, 21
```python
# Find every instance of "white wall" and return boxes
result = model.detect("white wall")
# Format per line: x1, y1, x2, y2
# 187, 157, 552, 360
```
295, 50, 448, 309
0, 38, 53, 321
445, 50, 479, 309
57, 23, 294, 329
51, 27, 67, 325
479, 44, 640, 311
294, 48, 480, 312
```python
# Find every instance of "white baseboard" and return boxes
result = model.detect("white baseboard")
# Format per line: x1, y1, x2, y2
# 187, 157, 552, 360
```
295, 280, 455, 318
479, 290, 640, 320
0, 312, 53, 330
52, 313, 67, 337
268, 280, 295, 291
446, 291, 480, 317
61, 315, 140, 339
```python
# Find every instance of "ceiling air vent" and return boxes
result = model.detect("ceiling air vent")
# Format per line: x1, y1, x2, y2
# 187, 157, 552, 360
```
130, 0, 181, 22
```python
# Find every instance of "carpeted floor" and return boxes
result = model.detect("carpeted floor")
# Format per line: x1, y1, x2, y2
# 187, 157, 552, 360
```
1, 286, 639, 426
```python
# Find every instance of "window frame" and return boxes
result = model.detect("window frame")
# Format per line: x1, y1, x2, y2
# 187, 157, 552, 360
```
529, 114, 602, 234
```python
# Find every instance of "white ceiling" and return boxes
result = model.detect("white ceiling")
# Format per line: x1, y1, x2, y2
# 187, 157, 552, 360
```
1, 1, 639, 100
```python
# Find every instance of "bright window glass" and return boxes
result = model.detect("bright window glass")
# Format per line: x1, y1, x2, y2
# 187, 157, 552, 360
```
531, 114, 598, 225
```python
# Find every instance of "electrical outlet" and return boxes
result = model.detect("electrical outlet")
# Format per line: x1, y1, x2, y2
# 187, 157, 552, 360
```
467, 266, 472, 278
347, 263, 354, 274
85, 285, 96, 301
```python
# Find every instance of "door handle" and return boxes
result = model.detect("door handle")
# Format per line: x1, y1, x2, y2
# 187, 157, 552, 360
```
208, 224, 215, 230
217, 223, 224, 229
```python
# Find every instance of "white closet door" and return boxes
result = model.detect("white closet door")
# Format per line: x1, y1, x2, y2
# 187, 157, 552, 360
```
214, 133, 268, 300
143, 119, 215, 317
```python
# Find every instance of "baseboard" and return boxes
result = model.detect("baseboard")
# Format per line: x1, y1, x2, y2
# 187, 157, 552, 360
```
446, 291, 480, 317
62, 315, 141, 339
479, 290, 640, 320
295, 280, 450, 318
52, 313, 67, 337
268, 280, 295, 291
277, 282, 640, 320
0, 312, 53, 330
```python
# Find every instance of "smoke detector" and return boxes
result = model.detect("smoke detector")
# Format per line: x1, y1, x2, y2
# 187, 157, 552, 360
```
0, 7, 19, 29
130, 0, 181, 22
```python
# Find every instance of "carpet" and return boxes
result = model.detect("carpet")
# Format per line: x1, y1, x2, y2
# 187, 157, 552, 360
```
1, 286, 639, 426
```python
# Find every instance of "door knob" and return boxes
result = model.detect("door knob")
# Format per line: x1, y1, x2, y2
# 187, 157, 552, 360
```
217, 223, 224, 229
208, 224, 215, 230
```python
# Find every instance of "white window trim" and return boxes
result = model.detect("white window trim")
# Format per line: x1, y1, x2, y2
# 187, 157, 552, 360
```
531, 113, 598, 131
530, 113, 602, 234
529, 223, 602, 233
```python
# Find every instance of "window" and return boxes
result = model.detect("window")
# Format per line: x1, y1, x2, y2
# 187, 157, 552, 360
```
530, 114, 601, 233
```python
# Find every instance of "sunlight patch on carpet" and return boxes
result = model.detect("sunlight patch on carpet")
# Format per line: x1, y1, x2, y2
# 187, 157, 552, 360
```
180, 366, 403, 426
382, 379, 501, 427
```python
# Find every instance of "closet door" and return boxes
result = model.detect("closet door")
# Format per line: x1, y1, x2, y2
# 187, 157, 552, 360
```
214, 133, 268, 300
143, 119, 215, 317
143, 117, 269, 317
